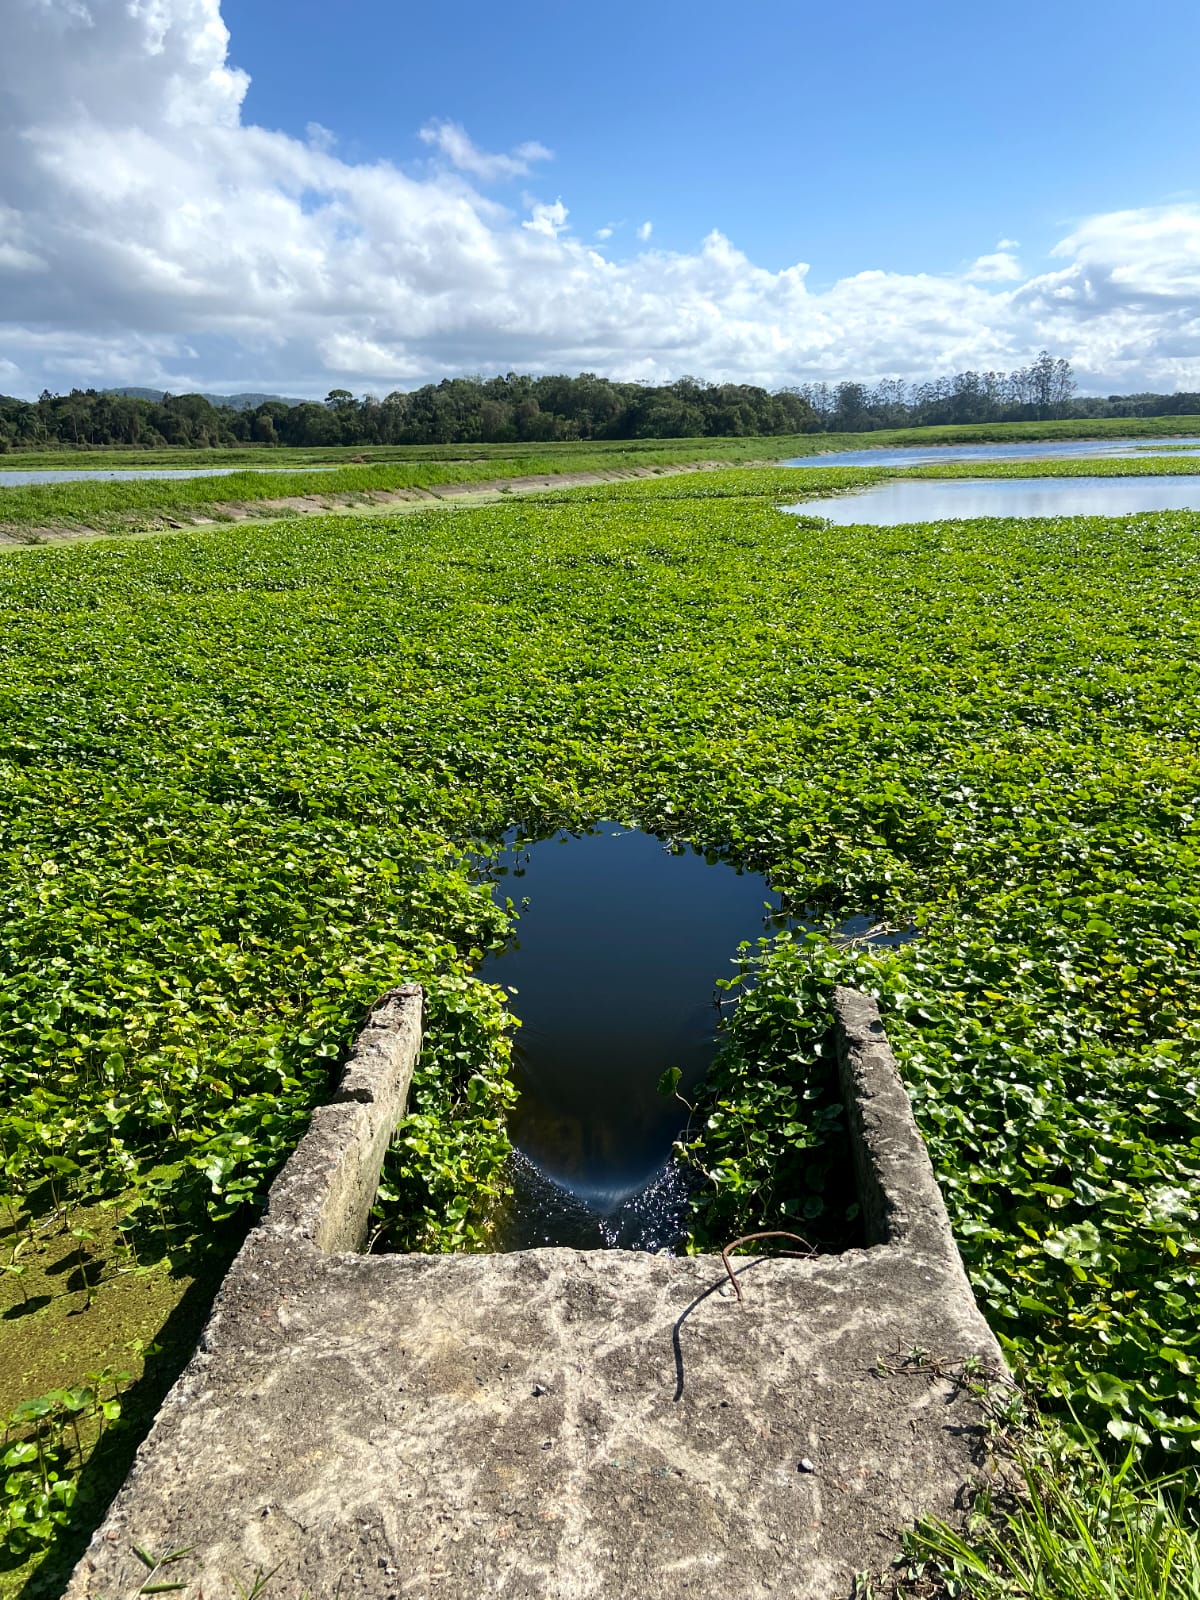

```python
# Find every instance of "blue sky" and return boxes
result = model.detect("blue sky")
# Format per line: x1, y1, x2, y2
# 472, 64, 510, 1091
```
2, 0, 1199, 397
224, 0, 1199, 283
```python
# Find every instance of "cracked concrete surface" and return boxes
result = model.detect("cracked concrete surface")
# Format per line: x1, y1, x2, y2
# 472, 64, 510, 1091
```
66, 986, 1006, 1600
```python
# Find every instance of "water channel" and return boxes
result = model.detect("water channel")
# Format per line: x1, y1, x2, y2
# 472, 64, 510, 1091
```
786, 474, 1200, 525
474, 825, 789, 1250
0, 465, 343, 486
3, 435, 1198, 488
784, 436, 1200, 470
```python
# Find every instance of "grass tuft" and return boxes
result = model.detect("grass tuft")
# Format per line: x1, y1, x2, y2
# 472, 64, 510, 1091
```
887, 1430, 1200, 1599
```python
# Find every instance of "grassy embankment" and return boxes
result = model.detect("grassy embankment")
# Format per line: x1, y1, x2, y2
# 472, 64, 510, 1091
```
3, 416, 1200, 546
0, 434, 793, 474
810, 413, 1200, 449
884, 1415, 1200, 1597
0, 462, 1197, 1589
0, 436, 808, 541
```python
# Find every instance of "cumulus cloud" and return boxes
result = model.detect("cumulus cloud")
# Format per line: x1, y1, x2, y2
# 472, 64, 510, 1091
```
636, 221, 653, 242
1050, 206, 1200, 302
964, 251, 1023, 283
418, 119, 552, 182
2, 0, 1200, 398
523, 199, 569, 238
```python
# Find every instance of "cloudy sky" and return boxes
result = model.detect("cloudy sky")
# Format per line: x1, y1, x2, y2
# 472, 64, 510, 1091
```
3, 0, 1200, 399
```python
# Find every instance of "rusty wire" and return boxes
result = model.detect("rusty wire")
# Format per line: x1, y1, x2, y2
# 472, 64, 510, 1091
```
719, 1231, 818, 1303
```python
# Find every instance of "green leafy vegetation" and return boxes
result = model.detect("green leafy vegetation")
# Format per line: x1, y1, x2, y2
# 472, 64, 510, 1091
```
0, 464, 1198, 1582
1, 1376, 125, 1557
8, 424, 1200, 548
677, 932, 864, 1254
0, 1197, 236, 1595
907, 452, 1200, 480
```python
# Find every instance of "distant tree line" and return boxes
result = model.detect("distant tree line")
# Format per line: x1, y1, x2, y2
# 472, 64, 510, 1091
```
798, 352, 1112, 430
3, 355, 1200, 451
0, 375, 816, 450
795, 353, 1198, 429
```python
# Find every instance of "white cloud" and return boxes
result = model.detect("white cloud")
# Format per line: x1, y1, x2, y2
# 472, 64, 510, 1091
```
305, 121, 336, 153
996, 237, 1020, 251
1049, 206, 1200, 301
418, 119, 552, 182
964, 251, 1023, 282
1, 1, 1199, 399
636, 220, 653, 242
523, 199, 569, 238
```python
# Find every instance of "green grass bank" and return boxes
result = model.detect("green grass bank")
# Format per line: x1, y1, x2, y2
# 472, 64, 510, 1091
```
4, 417, 1200, 545
5, 409, 1200, 474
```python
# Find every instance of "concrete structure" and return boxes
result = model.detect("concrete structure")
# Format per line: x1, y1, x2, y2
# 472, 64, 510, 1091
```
67, 985, 1007, 1600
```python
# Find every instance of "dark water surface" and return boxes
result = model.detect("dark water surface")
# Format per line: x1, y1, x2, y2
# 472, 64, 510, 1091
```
787, 474, 1200, 526
476, 825, 790, 1251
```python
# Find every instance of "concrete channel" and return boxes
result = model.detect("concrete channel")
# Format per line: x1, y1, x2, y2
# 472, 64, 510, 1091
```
66, 984, 1007, 1600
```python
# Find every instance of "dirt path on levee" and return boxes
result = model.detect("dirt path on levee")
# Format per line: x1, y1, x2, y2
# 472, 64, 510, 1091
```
0, 458, 745, 548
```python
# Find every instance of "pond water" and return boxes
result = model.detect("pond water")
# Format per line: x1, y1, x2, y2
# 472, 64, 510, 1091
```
786, 475, 1200, 526
0, 465, 341, 486
475, 825, 788, 1251
474, 824, 906, 1252
784, 436, 1200, 471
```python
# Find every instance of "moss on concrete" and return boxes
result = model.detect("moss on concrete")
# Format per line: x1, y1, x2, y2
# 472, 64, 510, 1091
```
0, 1195, 238, 1598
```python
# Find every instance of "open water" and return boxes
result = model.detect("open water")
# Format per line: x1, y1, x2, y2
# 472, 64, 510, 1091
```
0, 465, 341, 486
475, 824, 907, 1252
785, 474, 1200, 525
784, 436, 1200, 470
6, 435, 1198, 487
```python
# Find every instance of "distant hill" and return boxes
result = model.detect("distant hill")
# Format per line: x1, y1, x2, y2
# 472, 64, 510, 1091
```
105, 387, 305, 411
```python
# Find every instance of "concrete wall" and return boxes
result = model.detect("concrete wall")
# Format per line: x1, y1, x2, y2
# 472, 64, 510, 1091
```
257, 979, 971, 1277
65, 982, 1009, 1600
261, 982, 422, 1253
221, 979, 980, 1284
833, 984, 970, 1266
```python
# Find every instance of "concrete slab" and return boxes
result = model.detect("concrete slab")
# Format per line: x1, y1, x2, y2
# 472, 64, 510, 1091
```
66, 987, 1006, 1600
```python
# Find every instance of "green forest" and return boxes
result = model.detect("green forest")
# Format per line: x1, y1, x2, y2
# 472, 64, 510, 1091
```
5, 352, 1200, 452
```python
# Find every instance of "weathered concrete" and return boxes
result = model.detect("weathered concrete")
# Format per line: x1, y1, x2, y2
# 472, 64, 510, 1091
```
67, 987, 1006, 1600
262, 984, 422, 1253
834, 984, 967, 1264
